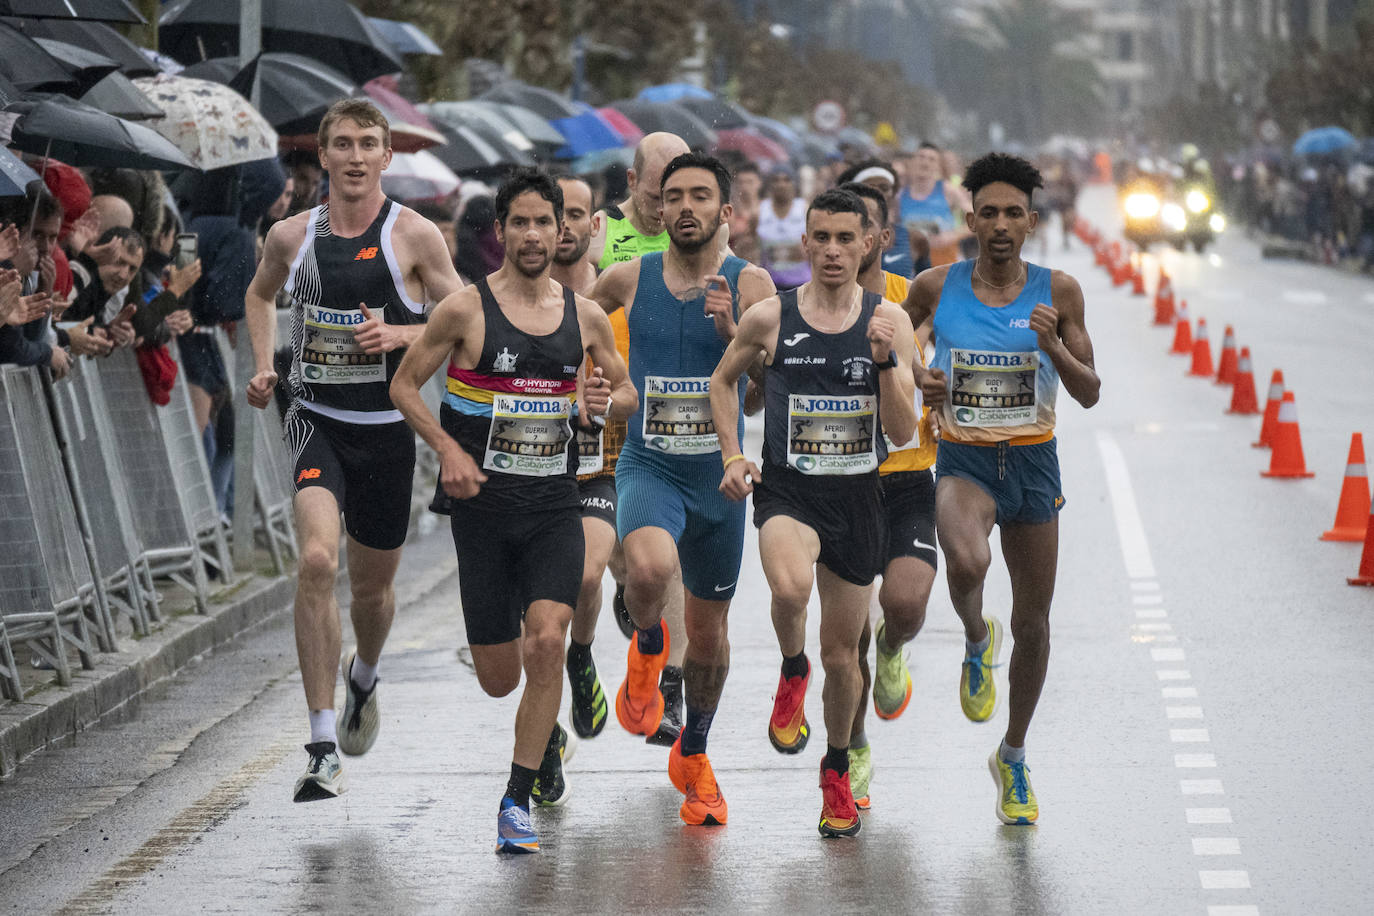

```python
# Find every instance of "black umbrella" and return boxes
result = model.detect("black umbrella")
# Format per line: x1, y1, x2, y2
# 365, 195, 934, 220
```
609, 100, 717, 150
480, 82, 583, 121
430, 121, 530, 175
159, 0, 403, 86
80, 71, 166, 120
0, 70, 17, 106
0, 0, 145, 24
1, 18, 159, 77
676, 96, 749, 131
8, 98, 196, 171
0, 21, 82, 93
183, 53, 356, 136
32, 37, 121, 92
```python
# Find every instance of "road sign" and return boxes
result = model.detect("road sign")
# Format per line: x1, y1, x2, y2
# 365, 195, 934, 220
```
812, 100, 845, 134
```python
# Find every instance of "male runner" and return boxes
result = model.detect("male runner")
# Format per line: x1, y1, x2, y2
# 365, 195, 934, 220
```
390, 168, 636, 852
839, 180, 939, 810
244, 99, 462, 803
900, 142, 974, 268
711, 188, 918, 837
904, 152, 1099, 825
589, 152, 774, 825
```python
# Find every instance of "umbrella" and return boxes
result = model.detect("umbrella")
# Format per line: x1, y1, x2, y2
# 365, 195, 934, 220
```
0, 145, 40, 197
479, 82, 583, 121
32, 37, 120, 90
8, 98, 195, 170
159, 0, 403, 85
183, 53, 356, 136
0, 0, 145, 24
80, 71, 166, 120
747, 113, 802, 151
714, 127, 790, 167
0, 21, 83, 93
424, 101, 540, 156
0, 18, 159, 77
550, 105, 624, 159
381, 150, 460, 202
366, 17, 442, 57
676, 96, 748, 131
429, 121, 528, 175
363, 77, 439, 133
0, 69, 17, 106
637, 82, 714, 103
131, 74, 276, 169
140, 48, 184, 75
1293, 126, 1358, 157
595, 107, 644, 145
570, 147, 633, 176
470, 101, 568, 148
609, 100, 717, 150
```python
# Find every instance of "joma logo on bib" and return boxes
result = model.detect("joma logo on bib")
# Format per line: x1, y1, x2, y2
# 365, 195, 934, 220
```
306, 306, 367, 326
952, 350, 1031, 368
647, 378, 709, 395
506, 398, 565, 414
799, 396, 865, 412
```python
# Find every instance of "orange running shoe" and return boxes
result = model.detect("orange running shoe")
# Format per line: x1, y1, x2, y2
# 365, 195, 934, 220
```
818, 760, 861, 838
768, 661, 810, 754
668, 739, 727, 826
615, 623, 668, 736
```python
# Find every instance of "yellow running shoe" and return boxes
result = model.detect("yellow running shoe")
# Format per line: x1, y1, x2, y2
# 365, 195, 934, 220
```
959, 615, 1003, 722
872, 619, 912, 720
848, 743, 872, 810
988, 749, 1038, 825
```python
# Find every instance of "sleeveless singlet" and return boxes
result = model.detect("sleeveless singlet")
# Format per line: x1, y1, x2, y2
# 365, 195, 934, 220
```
763, 287, 887, 477
597, 204, 669, 271
930, 259, 1059, 444
440, 277, 583, 512
284, 199, 426, 424
876, 271, 936, 475
623, 252, 748, 465
899, 181, 957, 233
756, 197, 808, 271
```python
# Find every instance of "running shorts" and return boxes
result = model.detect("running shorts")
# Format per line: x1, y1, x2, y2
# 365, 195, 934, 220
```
285, 403, 416, 551
936, 436, 1064, 526
578, 474, 617, 528
880, 469, 938, 569
449, 504, 583, 645
752, 465, 886, 587
615, 447, 746, 601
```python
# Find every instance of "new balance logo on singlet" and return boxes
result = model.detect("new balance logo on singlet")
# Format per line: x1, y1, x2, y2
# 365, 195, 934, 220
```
354, 247, 379, 261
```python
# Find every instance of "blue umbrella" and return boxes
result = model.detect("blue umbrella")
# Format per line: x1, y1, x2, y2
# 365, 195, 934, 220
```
638, 82, 714, 103
1293, 126, 1357, 157
0, 146, 41, 198
550, 104, 624, 159
366, 17, 442, 56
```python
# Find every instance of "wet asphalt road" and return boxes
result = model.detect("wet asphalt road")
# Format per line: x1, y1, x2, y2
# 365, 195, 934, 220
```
2, 187, 1372, 914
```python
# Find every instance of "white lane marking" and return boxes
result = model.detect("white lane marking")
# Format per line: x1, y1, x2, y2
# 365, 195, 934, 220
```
1167, 705, 1204, 719
1171, 729, 1210, 742
1208, 906, 1260, 916
1187, 807, 1233, 823
1132, 593, 1164, 605
1163, 686, 1199, 698
1157, 669, 1192, 680
1136, 609, 1168, 619
1152, 648, 1187, 662
1282, 289, 1328, 305
1131, 581, 1160, 591
1199, 871, 1251, 890
1181, 779, 1225, 795
1176, 753, 1218, 767
1096, 433, 1156, 578
1134, 622, 1173, 632
1193, 838, 1241, 856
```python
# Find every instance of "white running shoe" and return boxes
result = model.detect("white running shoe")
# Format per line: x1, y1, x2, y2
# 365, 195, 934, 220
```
337, 650, 380, 756
293, 741, 346, 802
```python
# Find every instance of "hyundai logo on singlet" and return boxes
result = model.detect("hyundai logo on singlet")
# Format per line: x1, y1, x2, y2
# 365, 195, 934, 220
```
958, 351, 1030, 367
802, 396, 863, 412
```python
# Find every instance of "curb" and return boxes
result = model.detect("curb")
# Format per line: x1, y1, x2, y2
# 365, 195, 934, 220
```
0, 574, 293, 780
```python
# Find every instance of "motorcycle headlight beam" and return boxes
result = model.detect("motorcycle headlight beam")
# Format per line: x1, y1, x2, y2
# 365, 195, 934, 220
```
1186, 189, 1210, 213
1209, 212, 1226, 233
1161, 203, 1187, 231
1124, 192, 1161, 220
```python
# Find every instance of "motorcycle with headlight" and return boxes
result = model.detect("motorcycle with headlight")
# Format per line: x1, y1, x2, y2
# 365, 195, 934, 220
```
1122, 182, 1167, 249
1174, 184, 1225, 252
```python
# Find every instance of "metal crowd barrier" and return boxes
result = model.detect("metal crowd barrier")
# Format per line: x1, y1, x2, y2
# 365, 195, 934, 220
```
254, 402, 298, 574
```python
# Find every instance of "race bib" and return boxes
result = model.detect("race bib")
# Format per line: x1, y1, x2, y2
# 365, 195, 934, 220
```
787, 394, 877, 475
642, 376, 717, 455
575, 424, 604, 476
949, 348, 1038, 427
300, 304, 384, 385
883, 388, 924, 454
483, 394, 572, 476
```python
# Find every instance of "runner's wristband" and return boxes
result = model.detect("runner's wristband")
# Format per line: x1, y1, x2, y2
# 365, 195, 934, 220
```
723, 453, 746, 470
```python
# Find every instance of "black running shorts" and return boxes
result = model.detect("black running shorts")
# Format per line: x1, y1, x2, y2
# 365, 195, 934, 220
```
285, 404, 416, 551
578, 474, 617, 528
880, 469, 938, 569
752, 465, 886, 587
449, 504, 583, 645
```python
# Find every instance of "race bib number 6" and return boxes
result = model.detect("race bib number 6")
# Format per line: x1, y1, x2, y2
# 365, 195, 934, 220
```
642, 375, 717, 454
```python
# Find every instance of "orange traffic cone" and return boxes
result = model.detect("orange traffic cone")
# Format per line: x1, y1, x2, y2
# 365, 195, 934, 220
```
1188, 319, 1214, 377
1227, 347, 1261, 415
1321, 434, 1371, 541
1252, 369, 1285, 447
1214, 325, 1238, 385
1169, 299, 1192, 353
1349, 508, 1374, 586
1261, 391, 1315, 478
1112, 256, 1131, 286
1132, 262, 1147, 296
1153, 270, 1175, 325
1094, 240, 1108, 267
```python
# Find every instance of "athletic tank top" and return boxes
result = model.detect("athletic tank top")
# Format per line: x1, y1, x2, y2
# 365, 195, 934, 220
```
899, 181, 956, 233
439, 277, 583, 511
931, 260, 1059, 444
284, 199, 426, 424
597, 204, 669, 271
623, 252, 748, 465
876, 271, 936, 475
763, 287, 887, 477
756, 197, 807, 270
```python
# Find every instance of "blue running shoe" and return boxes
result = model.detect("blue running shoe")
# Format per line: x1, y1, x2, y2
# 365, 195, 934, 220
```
495, 797, 540, 854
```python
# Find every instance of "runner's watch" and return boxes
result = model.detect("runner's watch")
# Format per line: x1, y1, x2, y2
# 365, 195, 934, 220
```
875, 350, 898, 370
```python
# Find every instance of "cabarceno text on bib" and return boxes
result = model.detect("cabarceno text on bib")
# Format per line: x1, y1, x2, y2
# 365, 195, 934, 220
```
949, 347, 1038, 427
484, 394, 573, 476
301, 304, 385, 384
642, 375, 717, 454
575, 424, 604, 475
787, 394, 877, 475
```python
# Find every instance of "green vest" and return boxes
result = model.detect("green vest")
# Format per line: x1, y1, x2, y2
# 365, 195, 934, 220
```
597, 204, 670, 271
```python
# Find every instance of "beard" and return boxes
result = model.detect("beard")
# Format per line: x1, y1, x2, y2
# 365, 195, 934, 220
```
553, 234, 590, 266
510, 246, 551, 277
667, 211, 721, 254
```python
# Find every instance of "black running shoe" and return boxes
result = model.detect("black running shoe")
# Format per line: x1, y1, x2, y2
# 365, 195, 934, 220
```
647, 666, 684, 747
531, 723, 577, 807
613, 583, 634, 640
567, 650, 608, 739
292, 741, 346, 803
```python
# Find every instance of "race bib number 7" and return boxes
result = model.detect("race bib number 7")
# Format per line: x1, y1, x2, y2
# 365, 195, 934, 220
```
787, 394, 877, 475
484, 394, 572, 476
949, 348, 1038, 427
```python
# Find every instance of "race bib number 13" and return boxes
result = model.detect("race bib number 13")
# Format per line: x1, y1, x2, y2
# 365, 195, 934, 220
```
949, 348, 1038, 427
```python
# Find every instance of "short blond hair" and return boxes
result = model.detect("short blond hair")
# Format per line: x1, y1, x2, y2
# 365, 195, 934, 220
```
317, 98, 391, 149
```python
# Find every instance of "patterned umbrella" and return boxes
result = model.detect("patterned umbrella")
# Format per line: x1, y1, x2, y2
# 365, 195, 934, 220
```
132, 73, 277, 170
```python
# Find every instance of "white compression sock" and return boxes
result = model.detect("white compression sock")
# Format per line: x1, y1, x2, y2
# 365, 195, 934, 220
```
349, 654, 378, 691
309, 709, 337, 745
